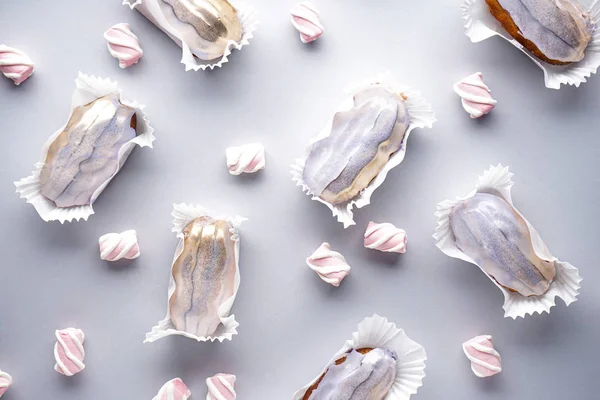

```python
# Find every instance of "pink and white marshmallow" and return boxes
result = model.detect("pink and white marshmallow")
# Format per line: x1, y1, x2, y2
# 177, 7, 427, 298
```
226, 143, 265, 175
99, 230, 140, 261
290, 3, 324, 43
206, 373, 237, 400
103, 23, 143, 69
54, 328, 85, 376
462, 335, 502, 378
0, 370, 12, 398
453, 72, 497, 119
0, 45, 34, 85
153, 378, 191, 400
364, 221, 407, 254
306, 242, 350, 287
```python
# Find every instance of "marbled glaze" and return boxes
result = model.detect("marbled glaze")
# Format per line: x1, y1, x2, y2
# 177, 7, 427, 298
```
162, 0, 242, 60
303, 85, 409, 205
306, 348, 397, 400
486, 0, 593, 64
450, 193, 556, 296
39, 93, 137, 208
169, 217, 237, 337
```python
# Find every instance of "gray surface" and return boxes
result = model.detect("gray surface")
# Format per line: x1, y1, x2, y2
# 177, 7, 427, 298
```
0, 0, 599, 399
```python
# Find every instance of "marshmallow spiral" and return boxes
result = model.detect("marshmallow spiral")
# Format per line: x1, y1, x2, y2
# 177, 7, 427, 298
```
226, 143, 265, 175
306, 242, 351, 287
364, 221, 407, 253
0, 45, 34, 85
290, 3, 324, 43
0, 370, 12, 398
99, 230, 141, 261
453, 72, 497, 119
103, 23, 143, 69
153, 378, 191, 400
206, 373, 237, 400
462, 335, 502, 378
54, 328, 85, 376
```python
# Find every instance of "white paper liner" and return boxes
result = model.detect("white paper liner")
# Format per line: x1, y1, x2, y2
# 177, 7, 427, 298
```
291, 72, 436, 228
462, 0, 600, 89
14, 72, 155, 223
433, 165, 582, 319
123, 0, 258, 71
145, 203, 246, 343
293, 314, 427, 400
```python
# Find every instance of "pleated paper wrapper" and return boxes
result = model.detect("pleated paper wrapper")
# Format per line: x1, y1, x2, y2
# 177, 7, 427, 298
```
433, 164, 582, 319
462, 0, 600, 89
291, 72, 436, 228
293, 314, 427, 400
123, 0, 258, 71
145, 203, 245, 343
14, 72, 155, 223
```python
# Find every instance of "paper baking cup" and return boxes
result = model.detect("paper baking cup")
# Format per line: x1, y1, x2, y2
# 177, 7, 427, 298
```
293, 314, 426, 400
291, 72, 436, 228
14, 72, 155, 223
123, 0, 258, 71
462, 0, 600, 89
145, 203, 246, 343
433, 165, 582, 319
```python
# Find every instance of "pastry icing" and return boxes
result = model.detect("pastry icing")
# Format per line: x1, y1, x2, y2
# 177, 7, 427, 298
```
206, 373, 236, 400
0, 370, 12, 398
462, 335, 502, 378
453, 72, 496, 118
290, 3, 324, 43
304, 348, 397, 400
302, 84, 409, 205
364, 221, 407, 253
485, 0, 593, 64
0, 45, 34, 85
160, 0, 242, 60
226, 143, 265, 175
450, 192, 556, 296
54, 328, 85, 376
169, 217, 237, 337
104, 23, 143, 68
306, 242, 350, 286
99, 230, 140, 261
39, 93, 138, 208
153, 378, 191, 400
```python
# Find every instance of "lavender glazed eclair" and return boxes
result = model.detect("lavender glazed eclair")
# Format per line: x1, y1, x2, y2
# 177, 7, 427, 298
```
485, 0, 593, 65
169, 216, 237, 337
302, 348, 397, 400
302, 84, 409, 205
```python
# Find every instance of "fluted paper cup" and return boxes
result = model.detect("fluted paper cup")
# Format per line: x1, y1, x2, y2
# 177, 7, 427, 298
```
293, 314, 427, 400
462, 0, 600, 89
14, 72, 155, 223
123, 0, 258, 71
291, 72, 436, 228
145, 203, 245, 343
433, 164, 582, 318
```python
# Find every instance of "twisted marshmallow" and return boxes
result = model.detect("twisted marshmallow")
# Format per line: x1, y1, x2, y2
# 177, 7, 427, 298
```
462, 335, 502, 378
153, 378, 191, 400
364, 221, 407, 253
103, 23, 143, 69
290, 3, 324, 43
54, 328, 85, 376
0, 45, 34, 85
306, 242, 350, 287
453, 72, 497, 119
99, 230, 140, 261
0, 370, 12, 398
206, 373, 237, 400
226, 143, 265, 175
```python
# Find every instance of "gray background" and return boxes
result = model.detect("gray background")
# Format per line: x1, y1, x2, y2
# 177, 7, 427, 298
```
0, 0, 598, 399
